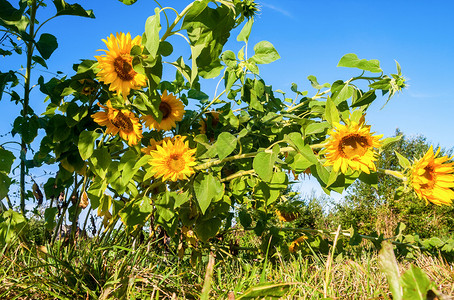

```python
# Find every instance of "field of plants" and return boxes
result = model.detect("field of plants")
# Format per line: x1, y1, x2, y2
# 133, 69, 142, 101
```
1, 0, 453, 299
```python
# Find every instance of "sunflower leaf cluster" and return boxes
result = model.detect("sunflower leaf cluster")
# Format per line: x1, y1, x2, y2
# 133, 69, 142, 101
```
18, 0, 452, 256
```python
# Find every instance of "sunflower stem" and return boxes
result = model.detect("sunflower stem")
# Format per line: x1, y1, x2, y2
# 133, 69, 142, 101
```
160, 2, 194, 42
378, 168, 407, 181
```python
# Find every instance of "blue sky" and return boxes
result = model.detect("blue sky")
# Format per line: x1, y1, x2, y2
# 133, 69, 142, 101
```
1, 0, 453, 202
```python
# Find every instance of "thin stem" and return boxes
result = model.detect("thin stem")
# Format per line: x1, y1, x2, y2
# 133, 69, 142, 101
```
160, 2, 194, 42
220, 169, 255, 183
20, 0, 37, 217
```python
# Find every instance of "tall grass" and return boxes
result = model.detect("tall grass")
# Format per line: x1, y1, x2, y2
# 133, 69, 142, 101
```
1, 236, 453, 299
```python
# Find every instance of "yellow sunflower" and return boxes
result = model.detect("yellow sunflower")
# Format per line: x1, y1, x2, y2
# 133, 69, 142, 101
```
141, 91, 185, 131
323, 119, 382, 174
148, 136, 196, 181
91, 100, 142, 146
140, 136, 175, 155
289, 235, 308, 253
410, 146, 454, 206
95, 32, 147, 99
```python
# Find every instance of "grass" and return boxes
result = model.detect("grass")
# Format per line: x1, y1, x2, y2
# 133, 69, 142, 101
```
0, 236, 453, 299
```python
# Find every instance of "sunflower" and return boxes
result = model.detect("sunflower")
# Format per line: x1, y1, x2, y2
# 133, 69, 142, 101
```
91, 100, 142, 146
289, 235, 308, 253
199, 111, 220, 135
322, 119, 382, 174
141, 136, 174, 155
410, 146, 454, 206
148, 136, 196, 181
95, 32, 147, 99
142, 91, 185, 131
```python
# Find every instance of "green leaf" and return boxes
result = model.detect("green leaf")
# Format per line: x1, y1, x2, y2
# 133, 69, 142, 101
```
0, 0, 26, 21
0, 173, 11, 200
36, 33, 58, 60
44, 207, 58, 230
0, 148, 15, 174
120, 197, 153, 227
195, 217, 222, 242
380, 135, 402, 150
253, 147, 279, 182
237, 282, 297, 299
89, 148, 111, 179
249, 41, 280, 64
221, 50, 237, 68
378, 242, 403, 300
401, 265, 434, 300
158, 41, 173, 57
395, 151, 411, 169
307, 75, 330, 90
143, 8, 161, 59
337, 53, 382, 73
78, 131, 101, 160
117, 0, 137, 5
237, 18, 253, 43
215, 132, 237, 160
52, 0, 95, 18
325, 96, 340, 126
32, 55, 48, 69
304, 122, 330, 136
193, 173, 224, 214
352, 90, 376, 107
119, 150, 138, 186
182, 2, 235, 79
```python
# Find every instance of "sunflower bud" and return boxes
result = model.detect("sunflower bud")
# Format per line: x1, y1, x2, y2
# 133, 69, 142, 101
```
32, 183, 43, 205
79, 191, 89, 209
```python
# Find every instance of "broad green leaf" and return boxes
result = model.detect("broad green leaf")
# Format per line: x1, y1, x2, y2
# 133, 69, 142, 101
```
36, 33, 58, 60
253, 147, 279, 182
381, 135, 402, 149
304, 122, 330, 136
90, 148, 111, 179
78, 131, 101, 160
44, 207, 58, 230
395, 151, 411, 169
214, 132, 237, 160
158, 41, 173, 56
195, 217, 222, 242
237, 18, 253, 43
193, 173, 224, 214
32, 55, 48, 69
0, 0, 26, 21
143, 8, 161, 59
337, 53, 382, 73
249, 41, 280, 64
237, 282, 297, 299
0, 209, 27, 245
0, 148, 15, 173
119, 150, 138, 186
0, 173, 11, 200
359, 172, 378, 187
325, 96, 340, 125
267, 172, 288, 205
221, 50, 237, 68
307, 75, 330, 90
117, 0, 137, 5
352, 90, 376, 107
401, 265, 434, 300
182, 2, 235, 79
120, 197, 153, 227
238, 210, 252, 228
52, 0, 95, 18
378, 242, 403, 300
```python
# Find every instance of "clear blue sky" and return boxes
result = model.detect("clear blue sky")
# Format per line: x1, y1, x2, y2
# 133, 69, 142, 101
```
1, 0, 453, 201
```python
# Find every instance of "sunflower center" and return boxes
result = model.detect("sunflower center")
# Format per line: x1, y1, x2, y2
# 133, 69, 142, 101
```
159, 101, 172, 119
111, 111, 134, 132
113, 55, 135, 81
167, 154, 185, 172
421, 164, 435, 189
339, 134, 370, 158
